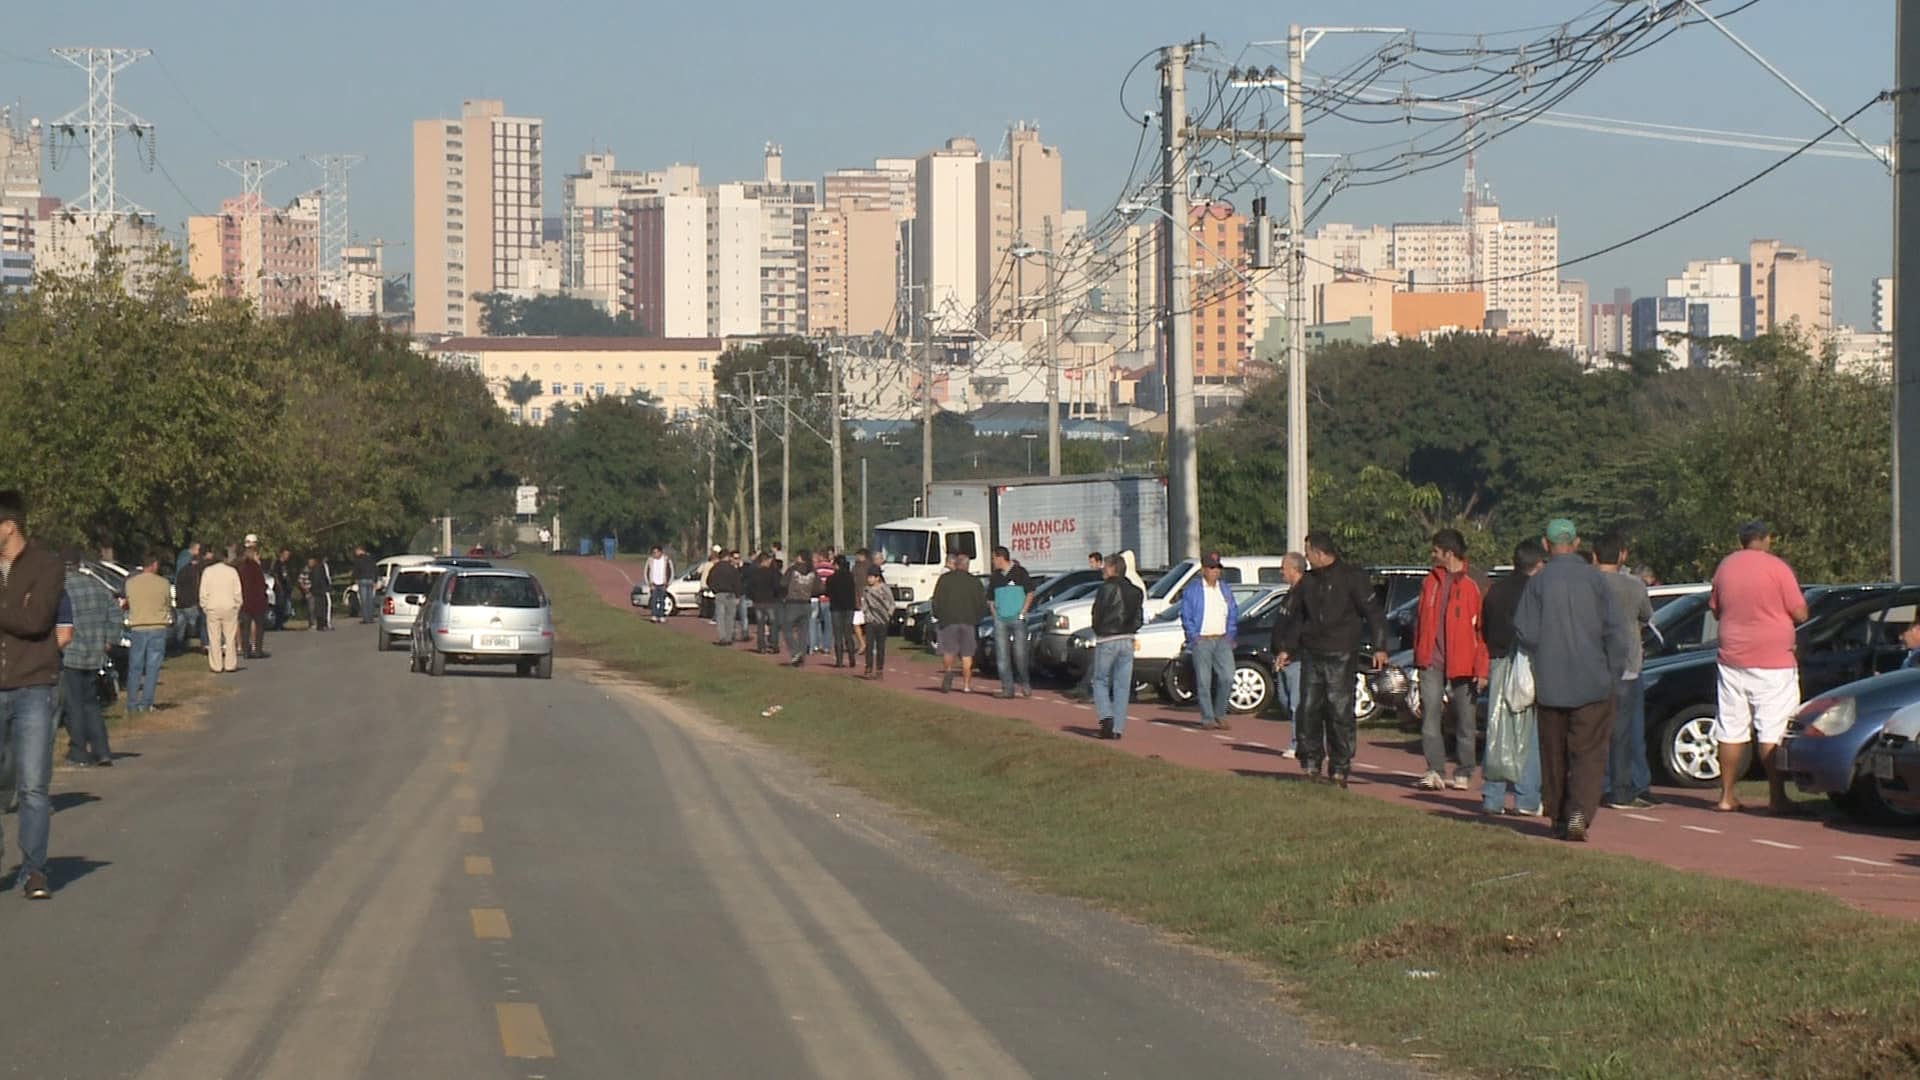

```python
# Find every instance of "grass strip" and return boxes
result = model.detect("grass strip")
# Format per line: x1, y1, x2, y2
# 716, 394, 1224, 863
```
533, 554, 1920, 1079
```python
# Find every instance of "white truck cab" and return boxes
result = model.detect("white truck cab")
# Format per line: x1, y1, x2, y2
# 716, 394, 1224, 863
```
871, 516, 988, 612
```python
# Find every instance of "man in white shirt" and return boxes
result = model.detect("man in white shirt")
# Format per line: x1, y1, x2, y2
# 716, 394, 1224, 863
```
645, 546, 674, 624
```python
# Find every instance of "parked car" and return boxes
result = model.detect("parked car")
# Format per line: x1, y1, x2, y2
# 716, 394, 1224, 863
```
980, 579, 1105, 672
374, 554, 438, 595
411, 567, 555, 678
1169, 586, 1383, 722
1647, 582, 1711, 611
1644, 584, 1918, 787
1781, 598, 1920, 823
1035, 557, 1282, 676
1868, 701, 1920, 815
376, 565, 449, 653
1067, 583, 1281, 700
433, 555, 495, 570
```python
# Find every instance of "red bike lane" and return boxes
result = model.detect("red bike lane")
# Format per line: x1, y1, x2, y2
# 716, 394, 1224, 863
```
574, 558, 1920, 920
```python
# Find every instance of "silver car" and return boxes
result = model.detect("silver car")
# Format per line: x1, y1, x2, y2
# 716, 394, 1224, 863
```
410, 567, 555, 679
376, 565, 448, 652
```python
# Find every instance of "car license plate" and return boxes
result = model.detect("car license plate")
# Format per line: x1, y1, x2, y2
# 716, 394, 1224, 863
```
475, 634, 518, 650
1873, 752, 1896, 782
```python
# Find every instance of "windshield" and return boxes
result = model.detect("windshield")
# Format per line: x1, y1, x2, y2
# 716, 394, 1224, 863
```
391, 570, 442, 595
1146, 560, 1195, 600
450, 574, 545, 609
873, 529, 938, 566
1030, 569, 1098, 605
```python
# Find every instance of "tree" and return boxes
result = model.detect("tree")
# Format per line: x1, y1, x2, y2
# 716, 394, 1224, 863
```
506, 373, 541, 407
538, 395, 697, 546
475, 292, 647, 337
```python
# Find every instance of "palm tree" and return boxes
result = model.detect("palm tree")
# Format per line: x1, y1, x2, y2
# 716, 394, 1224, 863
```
506, 373, 541, 407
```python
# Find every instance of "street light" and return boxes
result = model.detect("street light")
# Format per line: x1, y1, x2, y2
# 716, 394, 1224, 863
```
1022, 432, 1039, 475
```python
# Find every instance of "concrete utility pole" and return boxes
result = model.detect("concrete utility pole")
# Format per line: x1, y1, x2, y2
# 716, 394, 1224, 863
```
829, 345, 846, 551
861, 457, 869, 545
737, 371, 764, 552
1045, 217, 1062, 476
1900, 0, 1920, 579
1286, 24, 1310, 553
1160, 42, 1201, 561
779, 351, 794, 555
921, 320, 935, 514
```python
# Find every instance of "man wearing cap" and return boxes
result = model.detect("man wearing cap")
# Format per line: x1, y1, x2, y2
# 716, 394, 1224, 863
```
1513, 519, 1630, 841
1181, 552, 1241, 731
1708, 521, 1808, 814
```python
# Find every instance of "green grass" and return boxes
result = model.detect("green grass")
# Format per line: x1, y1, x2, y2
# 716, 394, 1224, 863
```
532, 554, 1920, 1079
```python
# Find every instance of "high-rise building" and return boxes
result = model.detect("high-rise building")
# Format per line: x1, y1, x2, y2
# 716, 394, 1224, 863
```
1655, 258, 1754, 367
625, 190, 710, 338
728, 145, 816, 337
1189, 201, 1250, 381
707, 183, 762, 338
412, 99, 544, 338
561, 153, 698, 311
1750, 239, 1833, 341
187, 192, 321, 318
823, 160, 916, 222
1590, 287, 1633, 359
0, 107, 41, 290
1386, 185, 1576, 350
1875, 275, 1894, 335
333, 243, 385, 319
1632, 296, 1691, 369
806, 196, 896, 337
977, 122, 1064, 338
912, 137, 982, 334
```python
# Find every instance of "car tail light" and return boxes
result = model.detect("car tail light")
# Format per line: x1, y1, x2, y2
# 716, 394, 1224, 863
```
383, 597, 395, 616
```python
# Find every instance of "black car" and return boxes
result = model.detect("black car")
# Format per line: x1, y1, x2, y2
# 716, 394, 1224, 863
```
1643, 584, 1920, 787
1168, 587, 1385, 723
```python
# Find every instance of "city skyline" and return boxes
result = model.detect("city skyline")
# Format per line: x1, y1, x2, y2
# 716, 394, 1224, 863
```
0, 1, 1894, 324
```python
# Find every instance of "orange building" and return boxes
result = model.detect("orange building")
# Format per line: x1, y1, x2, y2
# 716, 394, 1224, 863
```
1189, 202, 1249, 380
1392, 290, 1486, 340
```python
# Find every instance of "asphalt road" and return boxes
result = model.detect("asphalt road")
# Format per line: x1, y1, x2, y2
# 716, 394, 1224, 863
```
0, 621, 1400, 1079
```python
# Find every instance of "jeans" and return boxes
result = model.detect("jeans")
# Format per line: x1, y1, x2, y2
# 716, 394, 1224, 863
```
993, 618, 1031, 695
357, 578, 376, 622
125, 627, 167, 712
832, 610, 858, 665
1191, 636, 1234, 727
1091, 638, 1135, 734
1608, 676, 1650, 804
810, 598, 830, 652
1481, 656, 1542, 813
173, 605, 201, 652
602, 537, 617, 560
755, 603, 775, 652
1299, 651, 1358, 774
1282, 659, 1302, 751
60, 667, 110, 763
783, 602, 811, 660
735, 595, 751, 640
865, 620, 888, 672
0, 686, 54, 882
1419, 666, 1479, 777
713, 592, 737, 643
239, 611, 266, 656
649, 585, 669, 619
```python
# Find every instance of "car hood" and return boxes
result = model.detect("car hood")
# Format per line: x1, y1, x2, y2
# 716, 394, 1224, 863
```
1808, 666, 1920, 714
1885, 698, 1920, 740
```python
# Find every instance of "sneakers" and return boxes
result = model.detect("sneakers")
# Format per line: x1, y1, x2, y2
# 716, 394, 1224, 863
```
940, 670, 954, 693
1566, 811, 1590, 842
1606, 795, 1657, 810
23, 872, 49, 900
1281, 748, 1298, 760
1416, 771, 1446, 791
1450, 774, 1472, 791
1513, 806, 1544, 817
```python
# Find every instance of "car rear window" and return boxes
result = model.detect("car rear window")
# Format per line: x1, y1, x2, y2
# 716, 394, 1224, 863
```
392, 570, 439, 594
450, 575, 544, 609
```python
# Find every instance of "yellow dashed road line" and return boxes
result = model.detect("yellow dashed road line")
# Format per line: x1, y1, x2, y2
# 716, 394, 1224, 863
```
464, 855, 494, 876
470, 908, 512, 940
495, 1002, 555, 1059
457, 816, 484, 834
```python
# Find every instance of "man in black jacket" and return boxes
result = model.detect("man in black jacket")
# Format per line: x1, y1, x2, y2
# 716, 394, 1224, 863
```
1274, 530, 1388, 786
1089, 553, 1145, 740
745, 553, 780, 653
707, 550, 742, 646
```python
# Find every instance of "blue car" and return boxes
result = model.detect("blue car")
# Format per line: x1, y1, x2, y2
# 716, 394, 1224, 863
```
1784, 665, 1920, 824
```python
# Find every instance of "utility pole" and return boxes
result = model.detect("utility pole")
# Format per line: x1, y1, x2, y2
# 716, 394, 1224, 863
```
739, 370, 764, 552
1045, 217, 1062, 476
1160, 43, 1200, 561
861, 457, 869, 545
705, 421, 717, 553
1899, 0, 1920, 579
921, 320, 935, 514
778, 352, 794, 554
829, 345, 846, 551
50, 47, 153, 217
306, 152, 364, 276
1286, 23, 1310, 553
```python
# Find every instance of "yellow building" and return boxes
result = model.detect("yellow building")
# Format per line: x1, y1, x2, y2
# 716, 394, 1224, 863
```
428, 336, 723, 424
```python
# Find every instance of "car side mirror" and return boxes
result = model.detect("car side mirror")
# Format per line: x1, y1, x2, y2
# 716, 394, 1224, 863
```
406, 595, 423, 606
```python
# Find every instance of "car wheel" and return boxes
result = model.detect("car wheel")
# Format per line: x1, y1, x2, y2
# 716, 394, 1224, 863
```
1833, 769, 1920, 825
1227, 663, 1273, 715
1353, 672, 1381, 724
1162, 663, 1196, 707
428, 647, 447, 677
1657, 706, 1740, 788
535, 655, 553, 680
661, 593, 679, 618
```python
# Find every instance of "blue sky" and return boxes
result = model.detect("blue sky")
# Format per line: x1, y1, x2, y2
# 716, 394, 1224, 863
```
0, 1, 1893, 324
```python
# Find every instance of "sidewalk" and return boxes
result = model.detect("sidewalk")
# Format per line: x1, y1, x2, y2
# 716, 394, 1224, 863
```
571, 557, 1920, 919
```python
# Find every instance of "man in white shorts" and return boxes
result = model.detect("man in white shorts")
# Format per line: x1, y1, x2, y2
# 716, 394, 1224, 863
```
1708, 521, 1808, 814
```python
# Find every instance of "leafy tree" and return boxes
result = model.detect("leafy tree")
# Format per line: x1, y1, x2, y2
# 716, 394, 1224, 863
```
538, 395, 696, 546
475, 292, 647, 337
506, 373, 541, 407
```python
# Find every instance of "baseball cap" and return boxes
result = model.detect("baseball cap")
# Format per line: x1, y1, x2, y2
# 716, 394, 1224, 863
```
866, 564, 886, 579
1201, 551, 1224, 568
1544, 518, 1577, 545
1738, 520, 1771, 544
244, 533, 259, 546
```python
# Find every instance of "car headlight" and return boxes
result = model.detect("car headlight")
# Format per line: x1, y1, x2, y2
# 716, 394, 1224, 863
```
1051, 614, 1070, 631
977, 623, 993, 640
1803, 697, 1856, 737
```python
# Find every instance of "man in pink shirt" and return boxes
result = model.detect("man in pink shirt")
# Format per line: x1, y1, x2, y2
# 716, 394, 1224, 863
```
1708, 521, 1809, 814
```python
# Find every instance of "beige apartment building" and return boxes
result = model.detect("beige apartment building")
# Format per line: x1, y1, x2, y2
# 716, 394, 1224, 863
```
187, 192, 320, 318
805, 196, 896, 336
429, 336, 724, 424
978, 122, 1063, 337
823, 159, 915, 222
413, 99, 544, 338
1750, 239, 1833, 341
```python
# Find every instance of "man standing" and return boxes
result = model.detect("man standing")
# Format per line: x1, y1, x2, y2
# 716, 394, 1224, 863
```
1180, 552, 1240, 731
238, 546, 271, 659
60, 549, 117, 767
200, 551, 245, 673
0, 491, 65, 898
931, 552, 989, 694
175, 540, 200, 579
1708, 521, 1808, 815
707, 549, 741, 646
124, 551, 172, 716
811, 548, 836, 655
731, 550, 751, 642
747, 553, 780, 654
1276, 552, 1307, 758
779, 550, 817, 666
1513, 519, 1630, 841
1414, 529, 1491, 791
1597, 533, 1655, 810
272, 547, 294, 630
305, 553, 334, 630
1090, 553, 1145, 740
644, 545, 674, 624
862, 564, 893, 678
1481, 540, 1547, 816
1274, 531, 1388, 787
174, 545, 206, 654
988, 546, 1035, 699
352, 544, 378, 624
1063, 551, 1107, 702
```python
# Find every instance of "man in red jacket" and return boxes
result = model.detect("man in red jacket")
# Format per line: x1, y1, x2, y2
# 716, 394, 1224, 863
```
1414, 528, 1490, 791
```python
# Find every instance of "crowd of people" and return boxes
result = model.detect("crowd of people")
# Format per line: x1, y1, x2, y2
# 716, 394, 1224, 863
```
677, 544, 899, 679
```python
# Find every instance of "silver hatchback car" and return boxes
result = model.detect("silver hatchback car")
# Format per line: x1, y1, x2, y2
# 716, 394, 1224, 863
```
376, 565, 448, 652
410, 567, 555, 679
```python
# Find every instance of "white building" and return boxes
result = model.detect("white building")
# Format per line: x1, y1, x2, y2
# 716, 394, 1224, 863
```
561, 153, 698, 311
912, 137, 983, 334
325, 243, 385, 319
1833, 326, 1892, 378
1383, 186, 1577, 350
727, 145, 817, 337
1875, 275, 1894, 335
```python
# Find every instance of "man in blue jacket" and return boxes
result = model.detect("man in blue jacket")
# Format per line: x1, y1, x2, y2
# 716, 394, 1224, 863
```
1181, 552, 1241, 731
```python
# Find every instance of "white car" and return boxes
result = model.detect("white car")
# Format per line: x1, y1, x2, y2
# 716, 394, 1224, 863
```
1037, 555, 1293, 674
629, 566, 710, 617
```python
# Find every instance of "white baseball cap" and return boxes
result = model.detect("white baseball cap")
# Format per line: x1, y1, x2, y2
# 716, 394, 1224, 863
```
244, 533, 259, 545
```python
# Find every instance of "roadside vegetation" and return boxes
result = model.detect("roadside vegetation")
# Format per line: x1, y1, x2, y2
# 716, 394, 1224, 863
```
538, 553, 1920, 1079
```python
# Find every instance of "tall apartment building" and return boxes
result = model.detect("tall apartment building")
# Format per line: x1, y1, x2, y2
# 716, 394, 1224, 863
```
805, 196, 896, 336
707, 183, 762, 337
977, 123, 1064, 337
624, 190, 709, 337
912, 137, 983, 334
0, 108, 41, 290
412, 99, 544, 338
1385, 188, 1577, 349
332, 243, 385, 319
1302, 223, 1394, 300
823, 159, 916, 222
1750, 239, 1833, 340
1875, 275, 1894, 334
187, 192, 321, 317
561, 153, 698, 311
728, 145, 816, 337
1189, 202, 1250, 381
1590, 287, 1633, 359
